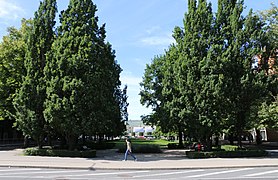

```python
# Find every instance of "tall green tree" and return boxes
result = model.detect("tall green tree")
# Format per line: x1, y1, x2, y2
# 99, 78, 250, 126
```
256, 3, 278, 131
140, 55, 167, 127
216, 1, 268, 146
0, 19, 31, 121
44, 0, 122, 149
141, 0, 270, 149
176, 0, 218, 148
260, 3, 278, 53
13, 0, 57, 148
258, 94, 278, 129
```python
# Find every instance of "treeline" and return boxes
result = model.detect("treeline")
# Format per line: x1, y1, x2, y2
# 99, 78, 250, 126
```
140, 0, 278, 150
0, 0, 128, 150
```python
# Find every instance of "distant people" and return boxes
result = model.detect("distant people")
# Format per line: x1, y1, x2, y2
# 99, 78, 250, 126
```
197, 143, 201, 152
122, 138, 137, 161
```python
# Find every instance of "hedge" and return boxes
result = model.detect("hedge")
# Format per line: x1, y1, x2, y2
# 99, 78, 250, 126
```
186, 150, 268, 159
24, 148, 96, 158
167, 143, 184, 149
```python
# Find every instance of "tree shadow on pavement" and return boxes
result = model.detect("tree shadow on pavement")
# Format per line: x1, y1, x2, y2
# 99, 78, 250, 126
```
93, 149, 188, 162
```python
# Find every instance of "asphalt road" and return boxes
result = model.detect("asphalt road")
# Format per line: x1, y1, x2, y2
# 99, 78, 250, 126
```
0, 166, 278, 180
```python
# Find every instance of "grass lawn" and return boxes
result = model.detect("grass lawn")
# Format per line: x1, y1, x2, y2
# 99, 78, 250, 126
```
112, 139, 171, 149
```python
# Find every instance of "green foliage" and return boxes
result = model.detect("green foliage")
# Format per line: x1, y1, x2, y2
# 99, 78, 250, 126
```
220, 145, 239, 151
0, 19, 31, 121
140, 0, 272, 150
24, 147, 96, 158
259, 3, 278, 50
186, 150, 268, 159
43, 0, 124, 150
167, 143, 184, 149
140, 55, 168, 130
186, 151, 215, 158
258, 94, 278, 128
13, 0, 57, 148
0, 0, 126, 151
114, 139, 169, 151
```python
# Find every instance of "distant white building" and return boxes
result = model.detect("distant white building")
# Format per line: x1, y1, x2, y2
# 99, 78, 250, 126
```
126, 120, 155, 137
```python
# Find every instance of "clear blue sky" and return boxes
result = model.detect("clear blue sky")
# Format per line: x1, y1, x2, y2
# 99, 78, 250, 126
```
0, 0, 276, 120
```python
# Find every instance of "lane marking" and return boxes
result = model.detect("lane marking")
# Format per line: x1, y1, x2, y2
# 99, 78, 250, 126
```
187, 168, 253, 178
46, 170, 150, 178
245, 169, 278, 177
191, 177, 269, 179
0, 169, 89, 175
133, 170, 204, 178
0, 168, 42, 172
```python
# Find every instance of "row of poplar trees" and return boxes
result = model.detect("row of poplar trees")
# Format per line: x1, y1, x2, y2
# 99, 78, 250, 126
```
140, 0, 278, 150
0, 0, 128, 150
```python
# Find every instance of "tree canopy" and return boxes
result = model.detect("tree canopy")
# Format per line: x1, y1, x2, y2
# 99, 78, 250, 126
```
0, 19, 31, 121
0, 0, 127, 150
13, 0, 57, 148
140, 0, 275, 149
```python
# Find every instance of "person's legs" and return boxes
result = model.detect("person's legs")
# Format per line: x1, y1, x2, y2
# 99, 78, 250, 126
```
123, 149, 129, 160
129, 151, 137, 160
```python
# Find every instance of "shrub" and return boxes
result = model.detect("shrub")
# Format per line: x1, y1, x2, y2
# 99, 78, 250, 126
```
186, 150, 268, 159
221, 145, 240, 151
24, 148, 96, 158
167, 143, 184, 149
186, 151, 215, 158
134, 144, 162, 153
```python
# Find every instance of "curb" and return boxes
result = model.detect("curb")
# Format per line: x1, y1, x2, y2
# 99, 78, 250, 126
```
1, 164, 278, 170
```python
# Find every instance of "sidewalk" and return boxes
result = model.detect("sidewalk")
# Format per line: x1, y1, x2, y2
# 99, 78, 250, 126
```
0, 148, 278, 170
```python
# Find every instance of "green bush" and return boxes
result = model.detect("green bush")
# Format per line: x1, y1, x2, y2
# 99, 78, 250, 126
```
220, 145, 240, 151
118, 144, 162, 153
186, 150, 268, 159
215, 150, 267, 158
186, 151, 215, 158
167, 143, 184, 149
24, 148, 96, 158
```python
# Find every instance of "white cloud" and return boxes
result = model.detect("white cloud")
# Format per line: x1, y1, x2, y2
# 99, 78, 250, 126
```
132, 57, 148, 68
139, 26, 175, 46
120, 73, 142, 87
145, 26, 161, 34
0, 0, 25, 20
140, 35, 175, 46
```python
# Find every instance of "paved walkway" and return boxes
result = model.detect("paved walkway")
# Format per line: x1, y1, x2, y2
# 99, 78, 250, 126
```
0, 149, 278, 170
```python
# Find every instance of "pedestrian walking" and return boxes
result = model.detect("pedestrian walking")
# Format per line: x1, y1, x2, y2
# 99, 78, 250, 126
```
123, 138, 137, 161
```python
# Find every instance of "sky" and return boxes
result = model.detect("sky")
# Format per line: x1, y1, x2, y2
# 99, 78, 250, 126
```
0, 0, 277, 120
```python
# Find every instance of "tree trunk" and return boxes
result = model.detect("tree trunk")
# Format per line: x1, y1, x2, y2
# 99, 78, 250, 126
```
24, 136, 29, 148
60, 136, 67, 149
37, 135, 43, 149
237, 133, 242, 148
178, 126, 183, 148
255, 128, 262, 145
67, 134, 77, 151
205, 135, 212, 151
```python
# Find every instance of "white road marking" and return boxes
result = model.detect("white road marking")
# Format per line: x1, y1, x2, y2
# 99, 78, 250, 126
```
0, 176, 49, 179
245, 169, 278, 177
133, 169, 204, 178
187, 168, 253, 178
192, 177, 270, 179
0, 169, 89, 175
0, 168, 42, 172
46, 170, 150, 178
